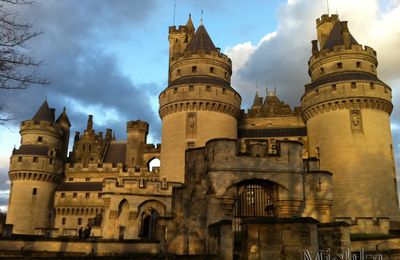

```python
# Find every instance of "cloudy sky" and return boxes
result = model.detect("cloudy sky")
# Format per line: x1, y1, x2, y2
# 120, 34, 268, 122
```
0, 0, 399, 211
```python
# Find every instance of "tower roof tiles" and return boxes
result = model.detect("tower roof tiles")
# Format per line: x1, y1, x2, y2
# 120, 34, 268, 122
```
32, 101, 55, 122
185, 25, 217, 53
322, 21, 358, 50
55, 108, 71, 127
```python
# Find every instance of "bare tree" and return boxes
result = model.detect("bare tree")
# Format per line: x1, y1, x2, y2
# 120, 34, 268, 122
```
0, 0, 47, 124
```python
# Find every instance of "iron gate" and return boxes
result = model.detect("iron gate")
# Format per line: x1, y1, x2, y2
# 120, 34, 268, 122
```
233, 184, 276, 255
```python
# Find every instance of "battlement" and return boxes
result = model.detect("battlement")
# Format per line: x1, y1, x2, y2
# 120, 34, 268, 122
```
159, 85, 241, 119
168, 25, 189, 34
65, 162, 160, 176
316, 14, 339, 27
102, 177, 180, 194
310, 44, 377, 65
20, 120, 64, 135
334, 217, 390, 234
127, 120, 149, 133
301, 80, 393, 118
170, 49, 231, 64
201, 138, 304, 172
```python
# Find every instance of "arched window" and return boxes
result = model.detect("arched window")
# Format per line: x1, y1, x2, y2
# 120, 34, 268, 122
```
148, 158, 160, 172
118, 199, 129, 217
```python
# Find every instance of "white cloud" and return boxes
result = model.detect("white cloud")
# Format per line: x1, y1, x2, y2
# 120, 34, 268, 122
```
225, 0, 400, 190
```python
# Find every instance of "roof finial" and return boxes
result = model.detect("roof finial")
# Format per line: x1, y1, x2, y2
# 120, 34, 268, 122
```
200, 9, 204, 25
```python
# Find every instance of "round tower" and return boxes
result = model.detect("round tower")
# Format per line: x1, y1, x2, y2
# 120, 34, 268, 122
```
159, 20, 241, 182
6, 101, 70, 235
301, 15, 399, 223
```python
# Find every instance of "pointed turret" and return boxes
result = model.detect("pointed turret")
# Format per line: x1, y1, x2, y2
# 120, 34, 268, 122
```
56, 107, 71, 128
252, 89, 262, 109
185, 25, 217, 54
86, 115, 93, 131
32, 101, 55, 122
322, 20, 358, 50
186, 14, 195, 35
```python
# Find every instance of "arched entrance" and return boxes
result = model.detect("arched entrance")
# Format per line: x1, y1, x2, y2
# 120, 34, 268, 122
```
139, 208, 158, 240
233, 181, 278, 254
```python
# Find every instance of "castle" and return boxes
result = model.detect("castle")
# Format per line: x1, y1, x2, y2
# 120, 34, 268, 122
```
3, 13, 400, 259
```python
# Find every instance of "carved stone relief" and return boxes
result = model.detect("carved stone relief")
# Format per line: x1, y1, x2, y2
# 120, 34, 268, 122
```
350, 109, 363, 133
186, 112, 197, 138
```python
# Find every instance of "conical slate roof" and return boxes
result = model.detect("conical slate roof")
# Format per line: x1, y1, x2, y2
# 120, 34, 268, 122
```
32, 101, 55, 122
185, 25, 217, 53
186, 14, 195, 33
322, 21, 358, 50
56, 107, 71, 127
252, 90, 262, 107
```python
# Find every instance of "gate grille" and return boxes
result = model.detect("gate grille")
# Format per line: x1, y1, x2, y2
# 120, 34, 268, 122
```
233, 184, 276, 256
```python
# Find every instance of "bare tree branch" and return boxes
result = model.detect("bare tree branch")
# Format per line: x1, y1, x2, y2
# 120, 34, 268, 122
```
0, 0, 47, 123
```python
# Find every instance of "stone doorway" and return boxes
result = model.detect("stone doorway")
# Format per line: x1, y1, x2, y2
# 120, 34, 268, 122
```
233, 183, 277, 256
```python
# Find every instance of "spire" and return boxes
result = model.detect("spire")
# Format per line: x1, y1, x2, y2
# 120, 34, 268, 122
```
87, 115, 93, 131
32, 100, 55, 122
185, 25, 217, 53
252, 89, 262, 108
186, 13, 195, 33
55, 107, 71, 128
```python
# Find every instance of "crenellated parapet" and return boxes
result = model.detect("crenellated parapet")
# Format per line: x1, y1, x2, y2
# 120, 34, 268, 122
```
302, 82, 393, 121
203, 138, 304, 173
65, 162, 159, 176
102, 177, 180, 195
21, 120, 65, 135
308, 44, 378, 83
127, 120, 149, 133
159, 85, 241, 119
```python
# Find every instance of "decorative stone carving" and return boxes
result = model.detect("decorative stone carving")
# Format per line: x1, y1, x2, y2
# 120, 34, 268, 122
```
186, 112, 197, 138
350, 109, 363, 133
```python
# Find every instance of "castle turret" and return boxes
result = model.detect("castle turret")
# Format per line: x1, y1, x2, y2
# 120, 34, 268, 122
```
168, 14, 195, 66
126, 120, 149, 168
6, 101, 70, 235
159, 19, 242, 182
301, 15, 399, 226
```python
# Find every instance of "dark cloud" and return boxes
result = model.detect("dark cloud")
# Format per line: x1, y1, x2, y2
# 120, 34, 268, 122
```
0, 166, 10, 208
0, 0, 163, 142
